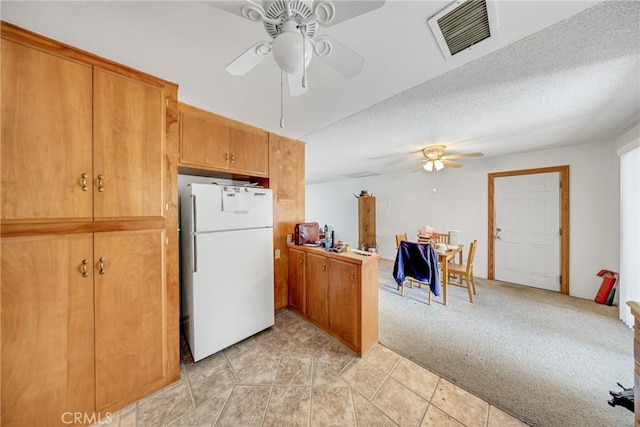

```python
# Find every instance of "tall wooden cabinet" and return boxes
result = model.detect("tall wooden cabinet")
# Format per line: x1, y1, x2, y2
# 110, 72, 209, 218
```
1, 23, 180, 426
270, 134, 306, 310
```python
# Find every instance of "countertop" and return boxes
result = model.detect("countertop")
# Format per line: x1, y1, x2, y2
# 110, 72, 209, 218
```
287, 243, 380, 265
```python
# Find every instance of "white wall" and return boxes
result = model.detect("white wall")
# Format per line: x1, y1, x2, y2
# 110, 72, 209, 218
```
306, 140, 620, 299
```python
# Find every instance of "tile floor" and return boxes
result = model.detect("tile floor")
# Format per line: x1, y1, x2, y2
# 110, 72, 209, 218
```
96, 310, 528, 427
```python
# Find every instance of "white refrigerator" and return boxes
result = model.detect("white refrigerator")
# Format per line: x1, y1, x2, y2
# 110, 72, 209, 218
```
180, 183, 274, 362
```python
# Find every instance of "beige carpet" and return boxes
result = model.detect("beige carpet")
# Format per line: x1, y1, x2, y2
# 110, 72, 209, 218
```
377, 259, 634, 427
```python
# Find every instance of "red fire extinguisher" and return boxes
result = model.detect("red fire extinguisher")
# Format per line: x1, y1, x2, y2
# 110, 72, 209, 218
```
595, 270, 618, 305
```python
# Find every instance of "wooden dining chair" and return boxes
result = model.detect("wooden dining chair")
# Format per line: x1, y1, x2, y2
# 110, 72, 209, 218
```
446, 240, 477, 303
395, 233, 408, 249
433, 233, 450, 244
395, 234, 430, 296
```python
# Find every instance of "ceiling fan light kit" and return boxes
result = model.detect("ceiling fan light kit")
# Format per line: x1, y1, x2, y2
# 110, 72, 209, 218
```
412, 144, 484, 173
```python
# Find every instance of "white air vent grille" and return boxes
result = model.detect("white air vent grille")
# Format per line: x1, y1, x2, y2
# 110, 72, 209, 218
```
439, 0, 490, 55
428, 0, 499, 60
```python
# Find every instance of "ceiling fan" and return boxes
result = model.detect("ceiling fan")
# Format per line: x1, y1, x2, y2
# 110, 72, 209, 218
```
412, 145, 484, 172
211, 0, 385, 126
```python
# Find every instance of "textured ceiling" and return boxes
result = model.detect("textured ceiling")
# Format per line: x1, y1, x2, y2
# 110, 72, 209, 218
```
2, 1, 638, 183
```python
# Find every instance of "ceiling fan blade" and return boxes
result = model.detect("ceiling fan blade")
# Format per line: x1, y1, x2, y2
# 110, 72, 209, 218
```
287, 72, 308, 96
411, 161, 428, 172
313, 35, 363, 78
225, 41, 272, 76
206, 1, 266, 22
313, 0, 385, 27
442, 152, 484, 160
442, 160, 464, 168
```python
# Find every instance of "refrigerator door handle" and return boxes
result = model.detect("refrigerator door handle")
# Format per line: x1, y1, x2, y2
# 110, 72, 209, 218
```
192, 235, 198, 273
191, 194, 197, 233
191, 194, 198, 273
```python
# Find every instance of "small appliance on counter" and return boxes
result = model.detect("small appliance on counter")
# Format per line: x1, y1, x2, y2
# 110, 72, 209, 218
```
294, 222, 319, 245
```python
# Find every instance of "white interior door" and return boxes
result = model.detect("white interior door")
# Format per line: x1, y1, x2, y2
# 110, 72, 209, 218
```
494, 172, 561, 291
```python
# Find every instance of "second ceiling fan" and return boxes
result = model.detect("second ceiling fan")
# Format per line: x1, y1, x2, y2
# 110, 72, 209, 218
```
412, 145, 484, 172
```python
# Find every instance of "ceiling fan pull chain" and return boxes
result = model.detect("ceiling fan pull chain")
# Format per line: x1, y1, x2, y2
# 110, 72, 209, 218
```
280, 70, 285, 128
301, 27, 308, 88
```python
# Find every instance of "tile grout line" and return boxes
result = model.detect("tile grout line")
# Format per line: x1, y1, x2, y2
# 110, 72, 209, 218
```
259, 385, 274, 426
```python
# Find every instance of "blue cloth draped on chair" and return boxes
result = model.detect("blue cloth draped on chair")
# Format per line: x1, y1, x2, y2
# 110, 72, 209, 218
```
393, 241, 440, 296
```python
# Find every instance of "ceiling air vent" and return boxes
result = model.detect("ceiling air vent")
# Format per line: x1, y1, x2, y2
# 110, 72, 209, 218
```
428, 0, 499, 60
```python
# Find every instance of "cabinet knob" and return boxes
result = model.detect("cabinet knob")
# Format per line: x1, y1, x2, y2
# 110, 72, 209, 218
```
97, 175, 104, 192
322, 263, 326, 272
81, 173, 88, 191
230, 153, 235, 163
99, 257, 106, 275
351, 272, 355, 283
81, 259, 89, 277
225, 152, 229, 162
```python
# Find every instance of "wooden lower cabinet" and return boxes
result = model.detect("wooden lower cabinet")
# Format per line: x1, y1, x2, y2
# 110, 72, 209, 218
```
328, 259, 359, 347
288, 248, 306, 314
94, 230, 166, 410
1, 234, 95, 427
306, 252, 329, 329
1, 230, 167, 426
287, 245, 379, 355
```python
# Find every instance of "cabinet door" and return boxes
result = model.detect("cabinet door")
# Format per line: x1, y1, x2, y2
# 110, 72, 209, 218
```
329, 259, 360, 348
306, 253, 329, 328
94, 69, 165, 220
1, 234, 94, 426
288, 248, 306, 314
1, 40, 93, 222
180, 106, 230, 170
94, 230, 166, 410
229, 124, 268, 176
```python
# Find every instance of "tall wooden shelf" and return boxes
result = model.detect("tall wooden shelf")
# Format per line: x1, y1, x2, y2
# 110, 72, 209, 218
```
358, 196, 376, 249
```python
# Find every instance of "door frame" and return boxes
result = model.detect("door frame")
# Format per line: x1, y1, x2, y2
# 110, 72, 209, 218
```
487, 165, 570, 294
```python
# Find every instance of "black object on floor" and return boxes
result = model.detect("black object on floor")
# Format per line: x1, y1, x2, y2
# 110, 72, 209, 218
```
608, 382, 634, 412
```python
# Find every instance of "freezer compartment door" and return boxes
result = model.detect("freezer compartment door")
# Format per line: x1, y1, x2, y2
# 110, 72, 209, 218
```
189, 183, 273, 232
189, 227, 275, 361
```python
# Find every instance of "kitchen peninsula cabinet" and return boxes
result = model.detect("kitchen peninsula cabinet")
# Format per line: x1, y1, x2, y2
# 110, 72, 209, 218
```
1, 22, 180, 426
287, 244, 379, 355
179, 103, 269, 177
306, 252, 330, 329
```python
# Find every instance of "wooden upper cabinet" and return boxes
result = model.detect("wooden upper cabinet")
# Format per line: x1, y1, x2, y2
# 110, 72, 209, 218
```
229, 123, 269, 176
179, 105, 230, 170
179, 103, 268, 177
1, 234, 95, 427
93, 69, 165, 220
94, 230, 166, 410
1, 40, 93, 222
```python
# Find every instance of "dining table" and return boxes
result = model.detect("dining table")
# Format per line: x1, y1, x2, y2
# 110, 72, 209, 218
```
417, 237, 464, 305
